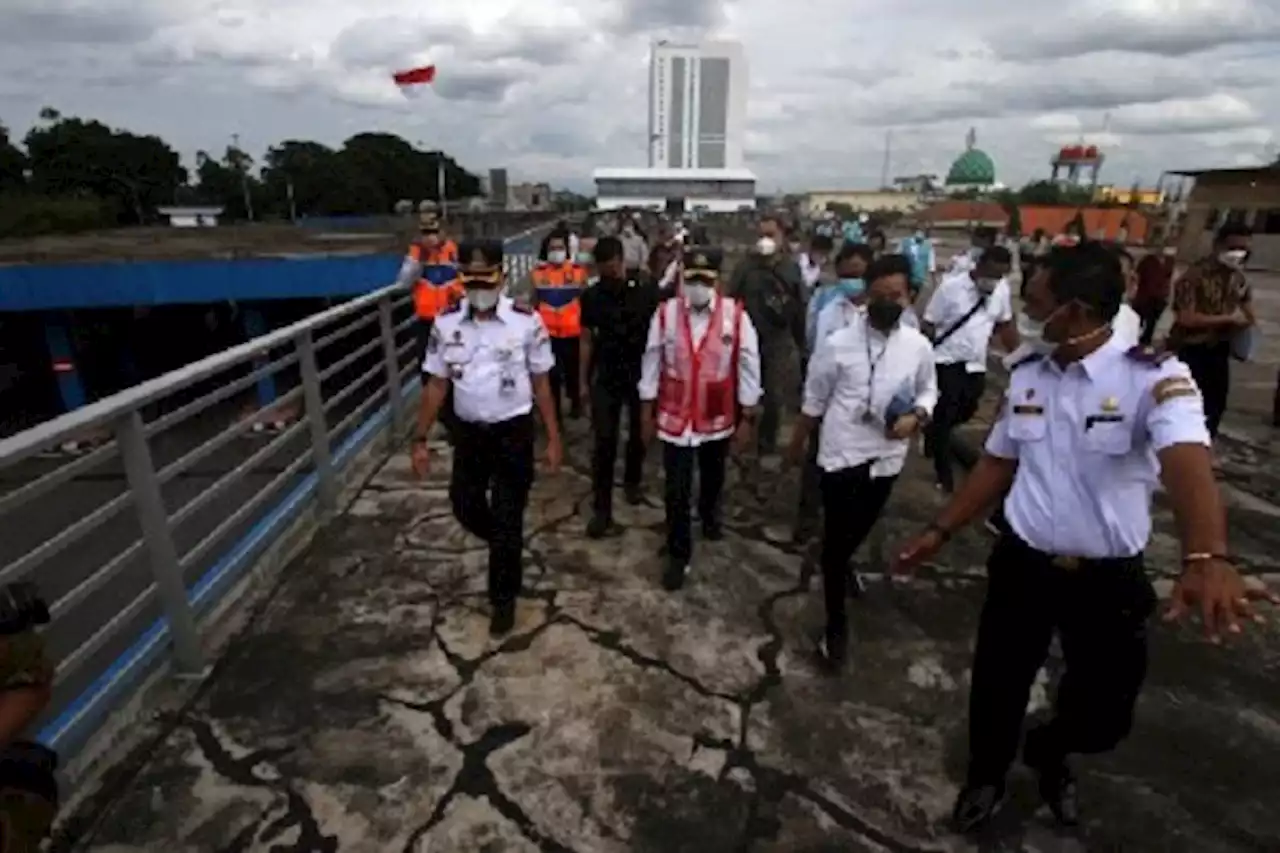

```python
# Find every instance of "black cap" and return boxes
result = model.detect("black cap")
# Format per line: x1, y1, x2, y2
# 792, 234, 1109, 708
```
457, 240, 504, 282
682, 246, 722, 280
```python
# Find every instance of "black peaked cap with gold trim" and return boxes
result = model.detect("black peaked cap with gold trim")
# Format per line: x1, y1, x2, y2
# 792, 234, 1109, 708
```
682, 246, 722, 280
457, 240, 504, 282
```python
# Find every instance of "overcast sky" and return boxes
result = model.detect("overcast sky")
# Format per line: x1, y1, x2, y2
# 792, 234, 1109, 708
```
1, 0, 1277, 193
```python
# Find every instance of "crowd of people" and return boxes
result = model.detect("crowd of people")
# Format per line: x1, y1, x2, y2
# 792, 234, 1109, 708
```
399, 207, 1275, 837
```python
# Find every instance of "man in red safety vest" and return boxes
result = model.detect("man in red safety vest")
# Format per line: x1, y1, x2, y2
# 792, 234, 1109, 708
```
638, 247, 763, 592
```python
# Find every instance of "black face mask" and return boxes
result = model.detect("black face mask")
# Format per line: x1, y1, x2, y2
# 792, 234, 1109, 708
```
867, 299, 903, 330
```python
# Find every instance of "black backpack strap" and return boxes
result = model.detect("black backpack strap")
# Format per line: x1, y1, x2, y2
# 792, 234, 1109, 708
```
932, 297, 987, 348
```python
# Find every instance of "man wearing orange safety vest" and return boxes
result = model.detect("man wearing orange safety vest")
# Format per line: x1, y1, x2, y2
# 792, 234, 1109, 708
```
396, 212, 461, 370
531, 230, 588, 420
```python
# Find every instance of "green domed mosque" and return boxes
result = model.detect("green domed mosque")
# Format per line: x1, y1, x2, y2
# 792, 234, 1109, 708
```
945, 128, 997, 190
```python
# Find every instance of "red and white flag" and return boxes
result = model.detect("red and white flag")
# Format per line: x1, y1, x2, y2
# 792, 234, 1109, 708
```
393, 65, 436, 97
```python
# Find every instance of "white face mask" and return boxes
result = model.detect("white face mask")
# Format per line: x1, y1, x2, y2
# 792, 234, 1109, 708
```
1219, 249, 1248, 268
684, 283, 714, 309
547, 249, 567, 264
1016, 312, 1056, 355
756, 237, 777, 256
467, 287, 501, 313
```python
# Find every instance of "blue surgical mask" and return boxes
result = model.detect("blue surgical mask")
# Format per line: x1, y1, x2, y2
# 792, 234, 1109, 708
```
836, 277, 865, 298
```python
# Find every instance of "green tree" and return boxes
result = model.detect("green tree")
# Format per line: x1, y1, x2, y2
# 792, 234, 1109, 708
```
0, 122, 27, 194
1, 109, 487, 232
192, 146, 264, 221
24, 107, 186, 224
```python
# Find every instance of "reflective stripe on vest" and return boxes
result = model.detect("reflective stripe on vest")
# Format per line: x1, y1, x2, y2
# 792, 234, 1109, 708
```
655, 296, 743, 438
533, 262, 585, 338
412, 241, 462, 319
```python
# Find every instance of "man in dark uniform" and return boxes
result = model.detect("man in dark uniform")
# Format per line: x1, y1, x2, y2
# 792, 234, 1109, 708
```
412, 241, 563, 636
579, 236, 662, 537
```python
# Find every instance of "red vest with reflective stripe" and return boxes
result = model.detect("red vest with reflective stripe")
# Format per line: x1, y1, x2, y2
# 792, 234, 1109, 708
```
532, 261, 586, 338
656, 295, 743, 438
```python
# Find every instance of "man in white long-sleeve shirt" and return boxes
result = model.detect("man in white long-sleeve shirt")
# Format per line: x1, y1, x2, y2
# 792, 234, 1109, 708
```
787, 256, 938, 669
639, 248, 762, 591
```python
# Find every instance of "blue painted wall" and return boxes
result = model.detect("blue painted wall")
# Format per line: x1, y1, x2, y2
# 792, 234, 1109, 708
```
0, 253, 404, 312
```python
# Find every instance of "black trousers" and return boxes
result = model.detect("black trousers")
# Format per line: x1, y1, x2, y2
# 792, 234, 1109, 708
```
966, 534, 1155, 786
448, 414, 535, 608
416, 318, 457, 435
549, 336, 581, 420
928, 363, 986, 491
757, 334, 790, 453
820, 464, 897, 639
663, 438, 729, 564
1176, 341, 1230, 438
796, 425, 822, 533
590, 378, 646, 521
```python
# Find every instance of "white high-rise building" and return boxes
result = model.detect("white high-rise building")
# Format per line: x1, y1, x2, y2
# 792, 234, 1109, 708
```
591, 39, 756, 213
647, 41, 748, 170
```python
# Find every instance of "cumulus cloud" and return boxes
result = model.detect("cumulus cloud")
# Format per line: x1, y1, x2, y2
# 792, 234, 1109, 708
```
0, 0, 1276, 191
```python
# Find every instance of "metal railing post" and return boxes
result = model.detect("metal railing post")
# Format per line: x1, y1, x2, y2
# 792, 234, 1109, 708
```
297, 331, 337, 512
378, 295, 403, 450
116, 409, 205, 674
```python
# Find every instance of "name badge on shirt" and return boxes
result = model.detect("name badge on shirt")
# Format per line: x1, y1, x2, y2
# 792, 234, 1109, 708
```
1012, 404, 1044, 415
1085, 413, 1125, 430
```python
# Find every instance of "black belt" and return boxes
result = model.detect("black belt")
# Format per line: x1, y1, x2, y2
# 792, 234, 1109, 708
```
459, 413, 532, 431
1003, 533, 1141, 572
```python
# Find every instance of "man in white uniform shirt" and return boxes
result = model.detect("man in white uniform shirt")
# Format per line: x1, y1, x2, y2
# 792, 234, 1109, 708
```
412, 241, 564, 637
922, 247, 1019, 493
640, 248, 762, 592
897, 242, 1276, 834
787, 256, 938, 670
948, 226, 999, 276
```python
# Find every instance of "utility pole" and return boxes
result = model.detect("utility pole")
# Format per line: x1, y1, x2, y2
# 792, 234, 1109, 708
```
880, 130, 892, 190
231, 133, 255, 222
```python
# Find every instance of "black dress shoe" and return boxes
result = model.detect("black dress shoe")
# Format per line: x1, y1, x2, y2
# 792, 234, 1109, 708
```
812, 627, 848, 672
1036, 760, 1080, 827
586, 515, 616, 539
1024, 726, 1081, 827
950, 783, 1005, 833
701, 520, 724, 541
489, 602, 516, 637
662, 558, 688, 591
623, 483, 643, 505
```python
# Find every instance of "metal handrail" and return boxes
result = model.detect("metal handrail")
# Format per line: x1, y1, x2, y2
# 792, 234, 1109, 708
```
0, 238, 543, 768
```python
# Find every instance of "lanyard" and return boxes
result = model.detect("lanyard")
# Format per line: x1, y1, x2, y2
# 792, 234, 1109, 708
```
862, 320, 889, 423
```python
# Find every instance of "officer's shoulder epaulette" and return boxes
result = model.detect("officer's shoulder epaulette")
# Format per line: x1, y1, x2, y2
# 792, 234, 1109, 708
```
1010, 353, 1044, 371
510, 302, 534, 314
1125, 345, 1174, 366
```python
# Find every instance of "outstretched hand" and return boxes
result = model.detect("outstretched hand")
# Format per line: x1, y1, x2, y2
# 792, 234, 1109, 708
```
1163, 558, 1276, 643
892, 528, 946, 575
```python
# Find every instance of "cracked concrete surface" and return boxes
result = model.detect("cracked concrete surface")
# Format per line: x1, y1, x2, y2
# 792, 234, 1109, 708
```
57, 414, 1280, 853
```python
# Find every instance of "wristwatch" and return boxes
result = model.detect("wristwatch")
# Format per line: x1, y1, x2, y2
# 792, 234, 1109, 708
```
911, 406, 931, 426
